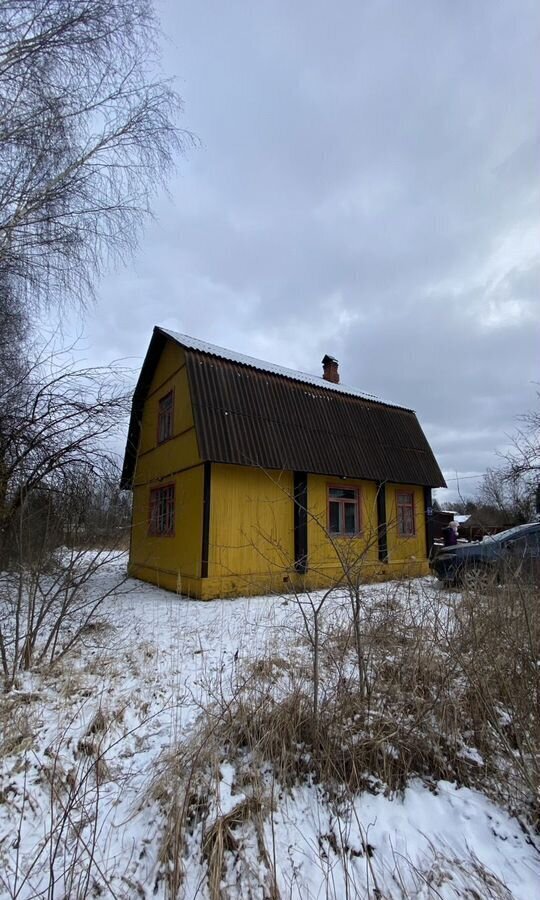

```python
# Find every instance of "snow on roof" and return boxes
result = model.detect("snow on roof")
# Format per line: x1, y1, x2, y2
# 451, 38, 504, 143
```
441, 511, 471, 524
161, 328, 407, 409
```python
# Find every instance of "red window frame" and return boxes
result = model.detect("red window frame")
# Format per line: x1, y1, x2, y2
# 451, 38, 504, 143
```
157, 389, 174, 444
327, 484, 361, 536
149, 483, 175, 536
396, 491, 415, 537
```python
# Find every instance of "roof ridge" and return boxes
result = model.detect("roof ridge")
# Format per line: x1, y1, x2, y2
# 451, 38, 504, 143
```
158, 327, 411, 411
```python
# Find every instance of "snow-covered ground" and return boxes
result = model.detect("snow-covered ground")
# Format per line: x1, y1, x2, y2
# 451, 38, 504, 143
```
1, 556, 538, 898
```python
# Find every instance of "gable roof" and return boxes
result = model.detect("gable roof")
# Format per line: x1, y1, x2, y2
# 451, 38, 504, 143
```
121, 327, 446, 489
161, 328, 387, 403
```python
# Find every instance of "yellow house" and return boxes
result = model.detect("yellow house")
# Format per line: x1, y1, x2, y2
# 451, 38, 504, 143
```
121, 328, 446, 599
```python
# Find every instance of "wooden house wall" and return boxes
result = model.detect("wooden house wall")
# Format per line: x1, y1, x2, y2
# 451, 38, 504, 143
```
199, 467, 429, 598
126, 337, 431, 598
385, 483, 428, 572
205, 464, 295, 598
306, 475, 380, 577
129, 344, 205, 596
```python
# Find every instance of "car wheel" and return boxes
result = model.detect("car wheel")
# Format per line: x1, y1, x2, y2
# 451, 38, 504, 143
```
461, 566, 494, 593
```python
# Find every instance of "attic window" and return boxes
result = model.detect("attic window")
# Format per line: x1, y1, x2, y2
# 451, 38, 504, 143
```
397, 491, 415, 537
328, 486, 360, 535
149, 484, 175, 536
157, 390, 174, 443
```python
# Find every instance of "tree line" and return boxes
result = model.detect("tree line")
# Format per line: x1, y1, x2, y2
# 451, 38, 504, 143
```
0, 0, 187, 686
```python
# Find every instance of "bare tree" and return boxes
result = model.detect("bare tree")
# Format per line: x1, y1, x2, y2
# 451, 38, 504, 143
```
0, 0, 190, 317
475, 468, 534, 525
0, 343, 130, 552
0, 1, 190, 689
0, 344, 133, 688
501, 395, 540, 482
472, 396, 540, 525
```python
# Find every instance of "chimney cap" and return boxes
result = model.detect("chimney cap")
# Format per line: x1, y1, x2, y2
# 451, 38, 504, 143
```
322, 354, 340, 384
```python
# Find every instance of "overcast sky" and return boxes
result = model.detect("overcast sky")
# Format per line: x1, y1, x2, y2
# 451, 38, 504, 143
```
66, 0, 539, 502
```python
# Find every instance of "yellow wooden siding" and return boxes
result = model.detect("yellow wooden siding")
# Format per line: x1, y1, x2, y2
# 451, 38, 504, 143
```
149, 341, 187, 399
133, 345, 199, 485
385, 483, 427, 575
306, 475, 381, 582
206, 464, 294, 596
128, 339, 205, 593
130, 464, 204, 589
138, 352, 195, 457
134, 429, 200, 487
201, 472, 428, 597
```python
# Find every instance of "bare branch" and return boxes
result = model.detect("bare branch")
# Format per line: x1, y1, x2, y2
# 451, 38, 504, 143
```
0, 0, 194, 315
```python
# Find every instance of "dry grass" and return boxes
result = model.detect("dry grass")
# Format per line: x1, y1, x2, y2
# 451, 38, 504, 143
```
150, 576, 540, 897
4, 571, 535, 898
0, 693, 37, 758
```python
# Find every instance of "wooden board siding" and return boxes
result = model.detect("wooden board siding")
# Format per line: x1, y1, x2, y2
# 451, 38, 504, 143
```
385, 483, 427, 571
137, 357, 195, 458
130, 465, 204, 591
206, 464, 294, 596
128, 343, 204, 594
306, 475, 380, 579
199, 472, 429, 598
134, 429, 200, 487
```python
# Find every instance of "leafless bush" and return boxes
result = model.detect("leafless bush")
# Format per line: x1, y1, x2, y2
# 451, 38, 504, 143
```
0, 544, 129, 689
0, 343, 134, 689
0, 690, 164, 899
151, 573, 539, 895
443, 578, 540, 824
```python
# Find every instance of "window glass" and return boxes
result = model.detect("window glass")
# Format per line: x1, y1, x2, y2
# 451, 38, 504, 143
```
397, 492, 415, 537
509, 532, 540, 555
329, 487, 356, 500
328, 486, 360, 535
149, 484, 175, 535
328, 501, 340, 533
344, 502, 357, 534
158, 391, 173, 443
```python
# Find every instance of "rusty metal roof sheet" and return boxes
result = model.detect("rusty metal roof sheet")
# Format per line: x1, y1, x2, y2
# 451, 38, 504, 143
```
121, 327, 446, 489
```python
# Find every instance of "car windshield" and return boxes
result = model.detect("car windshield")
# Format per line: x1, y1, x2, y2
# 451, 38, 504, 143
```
485, 524, 536, 543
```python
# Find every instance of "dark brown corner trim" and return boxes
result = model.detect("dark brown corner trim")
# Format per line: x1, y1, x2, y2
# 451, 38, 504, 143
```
376, 481, 388, 563
201, 462, 212, 578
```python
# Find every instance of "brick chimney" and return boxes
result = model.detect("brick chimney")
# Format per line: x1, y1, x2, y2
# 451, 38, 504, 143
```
322, 354, 339, 384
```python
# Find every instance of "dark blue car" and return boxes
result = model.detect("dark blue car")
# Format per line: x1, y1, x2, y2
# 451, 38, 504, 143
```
430, 522, 540, 589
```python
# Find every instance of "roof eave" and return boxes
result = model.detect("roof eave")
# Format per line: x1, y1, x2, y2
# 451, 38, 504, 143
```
120, 327, 168, 489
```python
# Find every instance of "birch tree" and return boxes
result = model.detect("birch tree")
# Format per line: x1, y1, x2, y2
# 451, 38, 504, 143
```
0, 0, 189, 316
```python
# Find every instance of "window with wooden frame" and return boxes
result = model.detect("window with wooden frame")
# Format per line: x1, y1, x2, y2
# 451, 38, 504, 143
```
396, 491, 415, 537
157, 390, 174, 443
327, 485, 360, 535
149, 484, 175, 536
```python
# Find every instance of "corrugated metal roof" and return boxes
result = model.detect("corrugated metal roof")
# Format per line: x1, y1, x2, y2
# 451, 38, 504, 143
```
161, 328, 399, 407
121, 327, 446, 489
186, 351, 445, 486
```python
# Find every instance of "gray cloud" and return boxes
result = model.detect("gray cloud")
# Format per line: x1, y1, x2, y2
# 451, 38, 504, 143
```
71, 0, 540, 502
